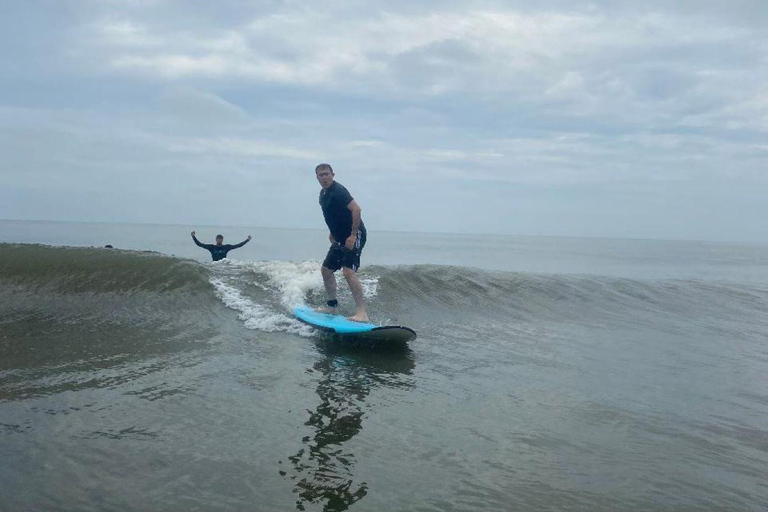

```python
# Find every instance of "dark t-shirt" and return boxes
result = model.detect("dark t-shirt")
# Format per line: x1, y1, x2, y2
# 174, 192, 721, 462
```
319, 181, 366, 242
192, 236, 248, 261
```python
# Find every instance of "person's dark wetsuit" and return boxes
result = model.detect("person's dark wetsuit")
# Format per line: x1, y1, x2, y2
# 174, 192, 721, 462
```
192, 235, 249, 261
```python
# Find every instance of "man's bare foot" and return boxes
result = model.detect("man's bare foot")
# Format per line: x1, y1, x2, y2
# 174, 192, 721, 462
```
348, 313, 370, 323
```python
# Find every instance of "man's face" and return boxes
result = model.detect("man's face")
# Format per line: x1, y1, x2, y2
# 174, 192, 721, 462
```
216, 236, 224, 246
316, 168, 334, 189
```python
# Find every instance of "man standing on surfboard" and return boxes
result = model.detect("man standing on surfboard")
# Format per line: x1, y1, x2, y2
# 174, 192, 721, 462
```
315, 163, 369, 322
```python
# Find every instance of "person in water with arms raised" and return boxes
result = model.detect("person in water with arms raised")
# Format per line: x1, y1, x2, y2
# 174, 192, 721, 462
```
191, 231, 251, 261
315, 163, 369, 322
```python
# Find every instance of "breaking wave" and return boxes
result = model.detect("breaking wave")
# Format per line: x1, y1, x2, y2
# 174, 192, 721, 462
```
3, 244, 767, 339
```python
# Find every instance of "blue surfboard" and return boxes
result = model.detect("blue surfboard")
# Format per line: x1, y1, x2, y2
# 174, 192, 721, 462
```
293, 306, 416, 344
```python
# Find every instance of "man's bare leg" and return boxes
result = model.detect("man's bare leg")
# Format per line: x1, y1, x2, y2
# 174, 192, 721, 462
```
343, 267, 369, 322
316, 265, 338, 313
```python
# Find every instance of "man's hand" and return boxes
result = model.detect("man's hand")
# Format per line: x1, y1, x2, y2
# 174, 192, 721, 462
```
345, 234, 356, 250
191, 230, 196, 237
329, 234, 335, 244
247, 235, 252, 241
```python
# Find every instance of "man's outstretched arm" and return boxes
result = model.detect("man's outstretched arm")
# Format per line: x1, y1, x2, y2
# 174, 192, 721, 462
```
191, 231, 210, 249
230, 235, 252, 249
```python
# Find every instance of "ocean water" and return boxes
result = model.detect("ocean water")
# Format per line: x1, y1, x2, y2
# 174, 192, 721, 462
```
1, 220, 768, 511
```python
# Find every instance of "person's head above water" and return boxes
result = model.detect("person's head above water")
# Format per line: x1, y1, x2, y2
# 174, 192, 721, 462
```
315, 163, 335, 189
216, 235, 224, 245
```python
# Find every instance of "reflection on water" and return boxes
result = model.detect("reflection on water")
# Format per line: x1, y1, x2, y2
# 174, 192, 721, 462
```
282, 339, 415, 512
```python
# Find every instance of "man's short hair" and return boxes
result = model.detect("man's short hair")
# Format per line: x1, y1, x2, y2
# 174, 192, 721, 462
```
216, 234, 224, 239
315, 163, 334, 174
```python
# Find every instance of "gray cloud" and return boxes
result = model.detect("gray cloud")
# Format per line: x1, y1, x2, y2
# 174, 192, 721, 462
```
1, 1, 767, 242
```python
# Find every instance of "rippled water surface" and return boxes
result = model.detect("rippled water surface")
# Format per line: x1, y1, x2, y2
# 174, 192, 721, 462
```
2, 221, 768, 511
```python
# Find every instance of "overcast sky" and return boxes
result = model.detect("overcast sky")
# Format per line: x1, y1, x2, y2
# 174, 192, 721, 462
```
1, 0, 767, 242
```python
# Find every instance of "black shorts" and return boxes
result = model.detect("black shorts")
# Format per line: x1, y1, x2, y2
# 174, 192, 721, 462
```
323, 230, 367, 272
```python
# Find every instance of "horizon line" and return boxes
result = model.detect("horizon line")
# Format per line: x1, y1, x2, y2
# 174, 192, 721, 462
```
1, 217, 766, 248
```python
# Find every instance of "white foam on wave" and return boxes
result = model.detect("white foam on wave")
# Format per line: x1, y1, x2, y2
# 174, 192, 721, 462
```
360, 276, 379, 299
209, 258, 380, 335
223, 259, 379, 307
255, 260, 378, 304
210, 277, 314, 336
248, 260, 325, 308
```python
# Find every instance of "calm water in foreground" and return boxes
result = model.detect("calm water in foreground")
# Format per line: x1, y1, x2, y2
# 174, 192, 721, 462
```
1, 220, 768, 511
